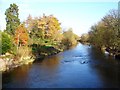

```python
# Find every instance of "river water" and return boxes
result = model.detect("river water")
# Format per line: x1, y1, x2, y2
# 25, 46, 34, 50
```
2, 43, 120, 88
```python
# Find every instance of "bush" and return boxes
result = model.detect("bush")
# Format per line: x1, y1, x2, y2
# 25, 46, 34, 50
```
61, 28, 78, 49
0, 31, 12, 54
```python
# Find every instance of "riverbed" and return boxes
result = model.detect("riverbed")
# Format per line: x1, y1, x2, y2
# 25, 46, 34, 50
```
2, 43, 120, 88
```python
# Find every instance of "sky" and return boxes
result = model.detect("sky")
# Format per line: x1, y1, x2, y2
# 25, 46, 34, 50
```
0, 0, 119, 36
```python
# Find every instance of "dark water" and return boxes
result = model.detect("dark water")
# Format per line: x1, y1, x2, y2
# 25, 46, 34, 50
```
2, 43, 120, 88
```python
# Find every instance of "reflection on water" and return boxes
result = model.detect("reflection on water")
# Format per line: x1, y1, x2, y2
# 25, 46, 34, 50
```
86, 46, 120, 88
39, 56, 60, 68
2, 43, 120, 88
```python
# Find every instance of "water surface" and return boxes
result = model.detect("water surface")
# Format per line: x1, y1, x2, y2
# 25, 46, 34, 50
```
2, 43, 120, 88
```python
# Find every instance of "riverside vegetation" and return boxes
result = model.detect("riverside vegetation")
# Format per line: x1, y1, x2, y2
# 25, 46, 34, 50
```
80, 9, 120, 59
0, 3, 79, 72
1, 3, 120, 72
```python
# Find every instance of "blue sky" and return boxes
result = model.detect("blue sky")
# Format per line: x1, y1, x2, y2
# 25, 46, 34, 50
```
0, 0, 119, 35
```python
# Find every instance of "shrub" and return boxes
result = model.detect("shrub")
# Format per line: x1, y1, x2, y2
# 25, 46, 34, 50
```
61, 28, 78, 49
0, 31, 12, 54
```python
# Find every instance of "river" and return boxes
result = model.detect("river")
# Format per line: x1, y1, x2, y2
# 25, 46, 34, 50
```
2, 43, 120, 88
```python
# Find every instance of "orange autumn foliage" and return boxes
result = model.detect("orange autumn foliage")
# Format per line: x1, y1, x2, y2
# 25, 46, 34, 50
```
14, 24, 29, 46
38, 14, 61, 40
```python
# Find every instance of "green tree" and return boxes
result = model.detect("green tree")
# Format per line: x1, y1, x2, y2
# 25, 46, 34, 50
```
80, 33, 89, 43
89, 9, 120, 55
5, 3, 20, 35
62, 28, 78, 48
0, 31, 12, 54
102, 10, 119, 50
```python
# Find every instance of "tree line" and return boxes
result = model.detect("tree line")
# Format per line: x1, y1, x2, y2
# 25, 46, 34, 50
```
0, 3, 79, 61
80, 9, 120, 58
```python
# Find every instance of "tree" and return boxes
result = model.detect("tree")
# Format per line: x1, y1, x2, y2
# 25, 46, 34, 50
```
38, 14, 61, 41
5, 3, 20, 35
26, 14, 62, 45
14, 24, 29, 49
25, 16, 44, 44
89, 9, 120, 56
102, 10, 119, 49
62, 28, 78, 47
0, 31, 12, 54
80, 33, 89, 43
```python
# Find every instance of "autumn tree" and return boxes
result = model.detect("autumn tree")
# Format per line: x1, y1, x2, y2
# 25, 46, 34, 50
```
25, 15, 44, 44
38, 14, 61, 42
14, 24, 29, 49
25, 14, 62, 45
5, 3, 20, 36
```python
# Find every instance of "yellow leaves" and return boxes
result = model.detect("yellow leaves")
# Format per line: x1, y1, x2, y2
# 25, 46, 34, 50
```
37, 14, 61, 39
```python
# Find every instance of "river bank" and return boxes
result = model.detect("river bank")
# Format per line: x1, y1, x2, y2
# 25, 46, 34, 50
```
80, 42, 120, 60
0, 54, 34, 72
99, 46, 120, 60
0, 45, 65, 72
0, 36, 78, 72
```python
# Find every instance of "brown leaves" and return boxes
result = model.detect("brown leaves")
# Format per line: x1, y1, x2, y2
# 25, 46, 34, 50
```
14, 24, 29, 46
